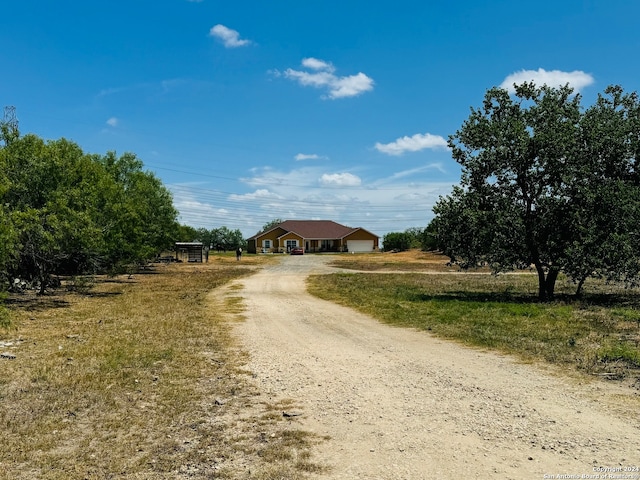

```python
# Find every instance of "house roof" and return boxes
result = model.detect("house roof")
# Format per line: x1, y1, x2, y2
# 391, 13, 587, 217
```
249, 220, 378, 240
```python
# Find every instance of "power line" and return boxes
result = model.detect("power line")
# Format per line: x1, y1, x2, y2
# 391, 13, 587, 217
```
166, 176, 440, 232
168, 184, 439, 211
147, 162, 453, 192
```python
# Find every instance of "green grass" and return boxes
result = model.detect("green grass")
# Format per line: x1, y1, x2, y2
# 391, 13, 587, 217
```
307, 272, 640, 377
598, 343, 640, 367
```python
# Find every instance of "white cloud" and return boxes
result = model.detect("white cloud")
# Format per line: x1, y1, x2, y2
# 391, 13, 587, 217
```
229, 189, 284, 201
295, 153, 326, 161
500, 68, 594, 93
375, 133, 449, 156
330, 73, 375, 99
209, 24, 251, 48
278, 58, 374, 99
394, 192, 431, 202
283, 69, 335, 88
301, 57, 335, 72
388, 164, 446, 181
319, 173, 362, 187
243, 166, 325, 188
106, 117, 118, 127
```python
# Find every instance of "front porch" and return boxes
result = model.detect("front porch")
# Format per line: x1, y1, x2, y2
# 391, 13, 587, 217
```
303, 239, 346, 253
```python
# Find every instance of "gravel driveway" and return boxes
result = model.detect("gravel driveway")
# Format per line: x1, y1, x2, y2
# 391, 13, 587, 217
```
231, 254, 640, 479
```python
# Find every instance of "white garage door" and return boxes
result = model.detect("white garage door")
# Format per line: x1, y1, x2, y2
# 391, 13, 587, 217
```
347, 240, 374, 252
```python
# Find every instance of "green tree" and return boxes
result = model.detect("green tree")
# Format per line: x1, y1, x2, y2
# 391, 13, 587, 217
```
98, 151, 178, 271
175, 224, 199, 242
2, 136, 107, 291
420, 220, 439, 251
226, 228, 246, 250
0, 202, 17, 289
193, 227, 214, 262
558, 86, 640, 294
404, 227, 425, 249
1, 135, 179, 289
0, 112, 19, 147
382, 232, 412, 252
261, 218, 283, 233
384, 228, 427, 251
210, 227, 228, 251
435, 83, 640, 300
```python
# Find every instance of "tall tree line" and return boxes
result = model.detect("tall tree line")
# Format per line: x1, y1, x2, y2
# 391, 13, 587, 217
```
0, 131, 178, 293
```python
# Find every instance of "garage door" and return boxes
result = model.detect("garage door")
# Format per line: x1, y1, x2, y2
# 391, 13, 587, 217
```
347, 240, 374, 252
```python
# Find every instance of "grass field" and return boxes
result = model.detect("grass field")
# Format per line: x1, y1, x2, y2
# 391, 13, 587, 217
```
0, 253, 323, 480
310, 250, 640, 383
3, 249, 639, 478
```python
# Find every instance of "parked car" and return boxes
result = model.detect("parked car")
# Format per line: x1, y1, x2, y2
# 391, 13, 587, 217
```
290, 246, 304, 255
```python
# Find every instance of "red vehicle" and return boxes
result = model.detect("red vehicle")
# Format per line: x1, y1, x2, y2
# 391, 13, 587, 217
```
290, 246, 304, 255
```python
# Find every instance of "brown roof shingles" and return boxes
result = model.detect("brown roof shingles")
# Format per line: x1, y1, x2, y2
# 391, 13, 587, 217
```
276, 220, 356, 239
250, 220, 372, 240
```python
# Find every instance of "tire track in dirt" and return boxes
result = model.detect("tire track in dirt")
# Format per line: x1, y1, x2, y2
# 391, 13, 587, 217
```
231, 255, 640, 479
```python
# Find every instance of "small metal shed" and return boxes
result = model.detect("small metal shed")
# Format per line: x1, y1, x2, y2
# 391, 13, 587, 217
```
175, 242, 204, 263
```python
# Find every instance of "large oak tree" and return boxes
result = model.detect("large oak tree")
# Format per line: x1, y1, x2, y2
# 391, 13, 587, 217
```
434, 83, 640, 300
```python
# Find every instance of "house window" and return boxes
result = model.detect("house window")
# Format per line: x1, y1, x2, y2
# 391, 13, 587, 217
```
321, 240, 333, 250
263, 240, 271, 249
286, 240, 298, 251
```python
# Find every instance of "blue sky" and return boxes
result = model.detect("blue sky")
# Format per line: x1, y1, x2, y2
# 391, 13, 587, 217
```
2, 1, 639, 239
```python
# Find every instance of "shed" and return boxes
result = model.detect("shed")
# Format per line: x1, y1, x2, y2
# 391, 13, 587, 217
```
175, 242, 204, 262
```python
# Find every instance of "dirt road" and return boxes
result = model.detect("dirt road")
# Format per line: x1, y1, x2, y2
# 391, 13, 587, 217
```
231, 255, 640, 479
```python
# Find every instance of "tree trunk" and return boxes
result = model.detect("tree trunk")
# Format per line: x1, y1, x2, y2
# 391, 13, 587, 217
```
534, 264, 559, 301
545, 267, 559, 300
37, 267, 48, 296
535, 263, 547, 300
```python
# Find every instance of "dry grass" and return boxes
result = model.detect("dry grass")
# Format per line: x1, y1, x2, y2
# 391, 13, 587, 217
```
328, 249, 489, 272
0, 254, 325, 479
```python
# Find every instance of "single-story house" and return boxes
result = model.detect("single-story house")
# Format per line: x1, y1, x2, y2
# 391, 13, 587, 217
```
247, 220, 379, 254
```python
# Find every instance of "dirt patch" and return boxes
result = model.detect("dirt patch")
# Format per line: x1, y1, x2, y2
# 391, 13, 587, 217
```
229, 254, 640, 479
